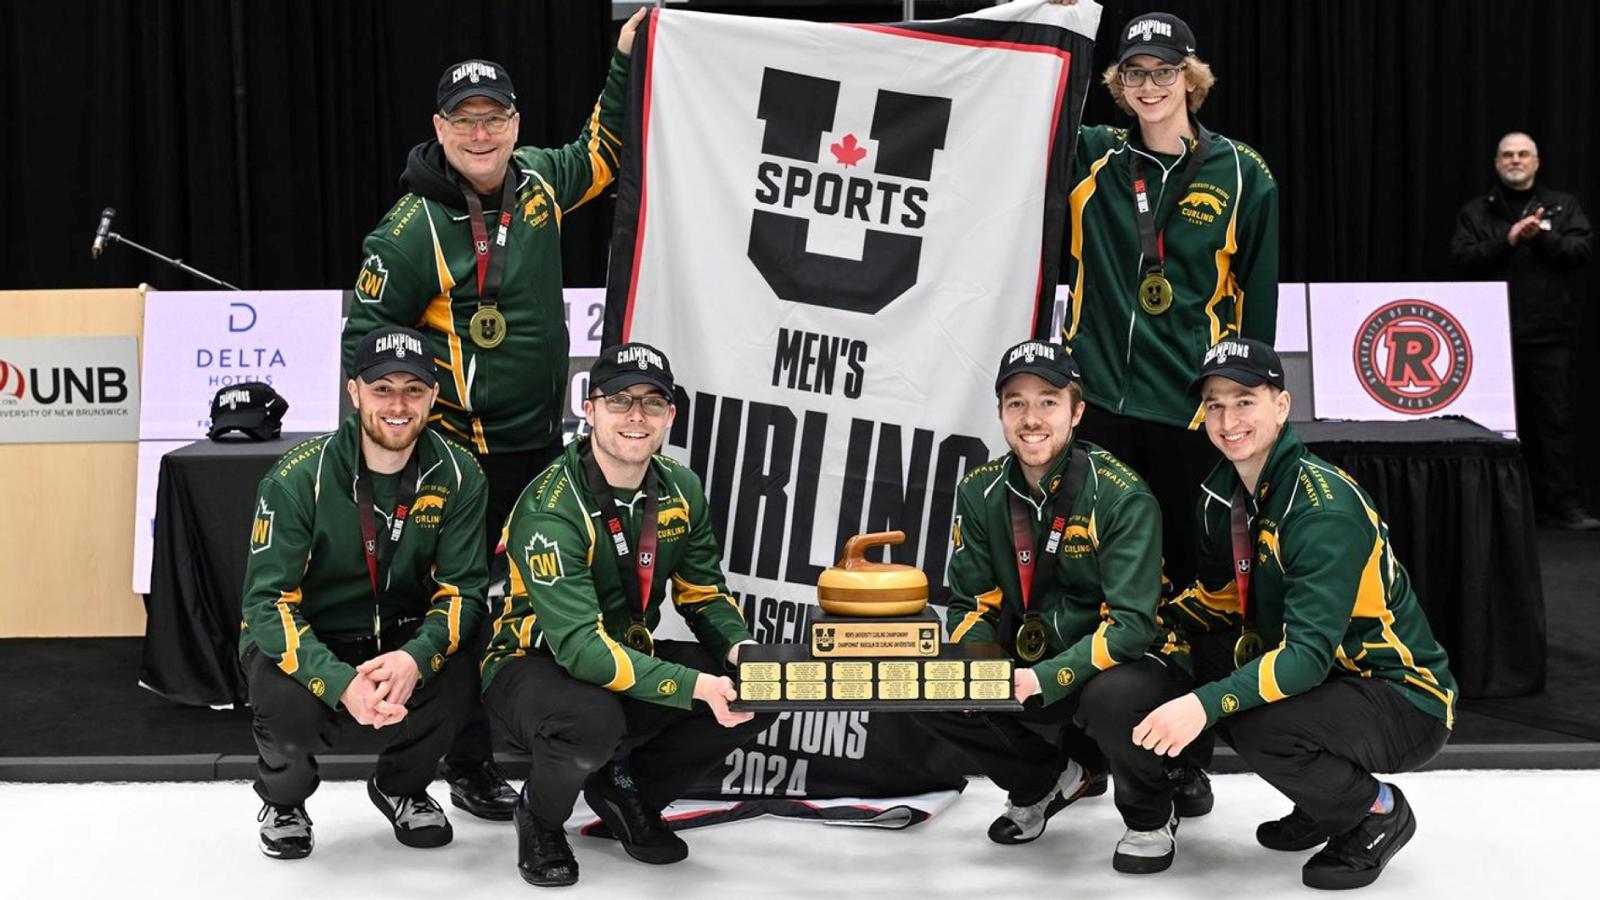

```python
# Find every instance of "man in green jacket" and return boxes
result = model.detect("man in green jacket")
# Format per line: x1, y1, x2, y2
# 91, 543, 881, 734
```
1137, 338, 1455, 891
481, 342, 770, 888
911, 339, 1193, 874
1051, 0, 1281, 807
241, 325, 488, 859
341, 10, 646, 820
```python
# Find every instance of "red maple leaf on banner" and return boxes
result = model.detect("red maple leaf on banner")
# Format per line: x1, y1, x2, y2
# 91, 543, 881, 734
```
830, 134, 868, 167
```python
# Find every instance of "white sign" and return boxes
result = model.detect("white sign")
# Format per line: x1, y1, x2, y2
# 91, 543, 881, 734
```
139, 290, 343, 440
133, 290, 343, 592
614, 6, 1095, 614
1309, 282, 1516, 435
1277, 283, 1308, 352
0, 335, 141, 443
565, 287, 606, 357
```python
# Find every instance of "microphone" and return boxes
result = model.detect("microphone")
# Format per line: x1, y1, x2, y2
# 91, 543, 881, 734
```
91, 208, 116, 258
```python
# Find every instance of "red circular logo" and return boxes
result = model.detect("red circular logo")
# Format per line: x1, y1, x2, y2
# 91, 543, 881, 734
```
1352, 300, 1473, 413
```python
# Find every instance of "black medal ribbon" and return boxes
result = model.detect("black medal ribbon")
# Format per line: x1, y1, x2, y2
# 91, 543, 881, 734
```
1127, 121, 1213, 310
582, 442, 660, 656
459, 168, 518, 347
356, 451, 421, 648
1230, 483, 1266, 667
1006, 446, 1090, 664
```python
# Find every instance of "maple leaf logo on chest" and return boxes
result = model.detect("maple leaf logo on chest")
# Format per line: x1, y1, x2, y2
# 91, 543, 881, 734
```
830, 134, 868, 167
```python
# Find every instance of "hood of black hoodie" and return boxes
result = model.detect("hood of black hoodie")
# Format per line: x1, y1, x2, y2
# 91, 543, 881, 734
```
400, 141, 468, 210
401, 141, 526, 213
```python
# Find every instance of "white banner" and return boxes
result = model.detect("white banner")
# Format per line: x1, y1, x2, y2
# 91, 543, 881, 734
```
619, 6, 1095, 600
0, 336, 141, 443
1309, 281, 1516, 435
565, 287, 606, 357
139, 290, 343, 440
609, 4, 1100, 805
1277, 283, 1309, 353
133, 290, 343, 592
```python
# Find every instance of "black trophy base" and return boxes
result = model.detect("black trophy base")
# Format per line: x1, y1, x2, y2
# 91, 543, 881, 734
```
730, 641, 1022, 713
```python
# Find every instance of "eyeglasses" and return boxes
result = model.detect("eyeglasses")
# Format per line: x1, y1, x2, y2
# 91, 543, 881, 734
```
1118, 64, 1186, 87
591, 392, 671, 416
442, 112, 515, 136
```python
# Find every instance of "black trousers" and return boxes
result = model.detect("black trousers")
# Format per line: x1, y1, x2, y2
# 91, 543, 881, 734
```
1511, 339, 1581, 513
1075, 403, 1231, 768
443, 441, 564, 770
483, 640, 774, 828
1074, 403, 1220, 593
909, 656, 1192, 831
1219, 676, 1449, 835
247, 640, 475, 807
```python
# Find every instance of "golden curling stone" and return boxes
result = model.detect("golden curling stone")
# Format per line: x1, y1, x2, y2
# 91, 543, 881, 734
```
816, 531, 928, 617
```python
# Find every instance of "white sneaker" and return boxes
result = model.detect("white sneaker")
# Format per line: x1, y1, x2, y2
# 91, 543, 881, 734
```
1113, 811, 1178, 874
987, 759, 1089, 845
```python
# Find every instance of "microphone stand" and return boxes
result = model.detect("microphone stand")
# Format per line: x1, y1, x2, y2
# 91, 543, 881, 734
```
99, 231, 242, 291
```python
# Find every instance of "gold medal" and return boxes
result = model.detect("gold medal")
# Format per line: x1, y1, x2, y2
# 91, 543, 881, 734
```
1015, 615, 1048, 663
1233, 629, 1265, 668
1138, 273, 1174, 315
468, 306, 507, 349
624, 621, 655, 656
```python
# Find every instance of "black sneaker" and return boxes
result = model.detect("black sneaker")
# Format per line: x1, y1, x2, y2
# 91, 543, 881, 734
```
256, 803, 313, 860
582, 762, 688, 865
443, 759, 519, 822
1083, 769, 1109, 798
1168, 765, 1214, 818
987, 759, 1090, 845
515, 797, 579, 887
1258, 805, 1331, 851
1302, 783, 1417, 890
367, 776, 454, 848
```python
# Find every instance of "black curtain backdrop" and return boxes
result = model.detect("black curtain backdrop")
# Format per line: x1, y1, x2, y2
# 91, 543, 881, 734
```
2, 0, 1596, 503
0, 0, 614, 293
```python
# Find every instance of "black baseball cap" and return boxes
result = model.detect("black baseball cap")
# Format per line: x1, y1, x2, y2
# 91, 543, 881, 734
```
590, 342, 675, 396
437, 59, 517, 112
352, 326, 437, 387
208, 382, 289, 442
1116, 12, 1197, 65
1189, 338, 1286, 394
994, 339, 1081, 395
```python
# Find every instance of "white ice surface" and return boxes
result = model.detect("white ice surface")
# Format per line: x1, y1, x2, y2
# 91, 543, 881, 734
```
3, 770, 1591, 898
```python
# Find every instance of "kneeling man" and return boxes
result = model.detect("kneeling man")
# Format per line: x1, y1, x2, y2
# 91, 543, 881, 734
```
912, 339, 1201, 874
481, 342, 770, 887
242, 325, 487, 858
1140, 338, 1455, 890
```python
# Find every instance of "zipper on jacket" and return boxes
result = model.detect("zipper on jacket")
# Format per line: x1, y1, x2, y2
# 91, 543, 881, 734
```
1120, 145, 1184, 414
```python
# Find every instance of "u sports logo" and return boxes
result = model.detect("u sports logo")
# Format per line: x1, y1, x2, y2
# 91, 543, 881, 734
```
748, 67, 952, 315
1352, 300, 1473, 414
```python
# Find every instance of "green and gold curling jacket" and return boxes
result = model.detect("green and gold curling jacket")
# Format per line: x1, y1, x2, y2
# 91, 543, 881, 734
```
238, 415, 488, 708
945, 441, 1165, 706
1166, 425, 1457, 728
1062, 125, 1279, 430
480, 439, 753, 708
342, 51, 628, 456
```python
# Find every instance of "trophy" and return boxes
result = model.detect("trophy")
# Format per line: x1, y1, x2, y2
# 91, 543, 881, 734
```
731, 531, 1021, 712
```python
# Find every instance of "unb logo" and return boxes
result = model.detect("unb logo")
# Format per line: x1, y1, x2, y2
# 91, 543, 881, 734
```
1353, 300, 1472, 414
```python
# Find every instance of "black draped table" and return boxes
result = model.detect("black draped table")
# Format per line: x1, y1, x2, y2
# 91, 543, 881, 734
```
140, 434, 318, 707
1299, 418, 1545, 698
139, 420, 1544, 707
